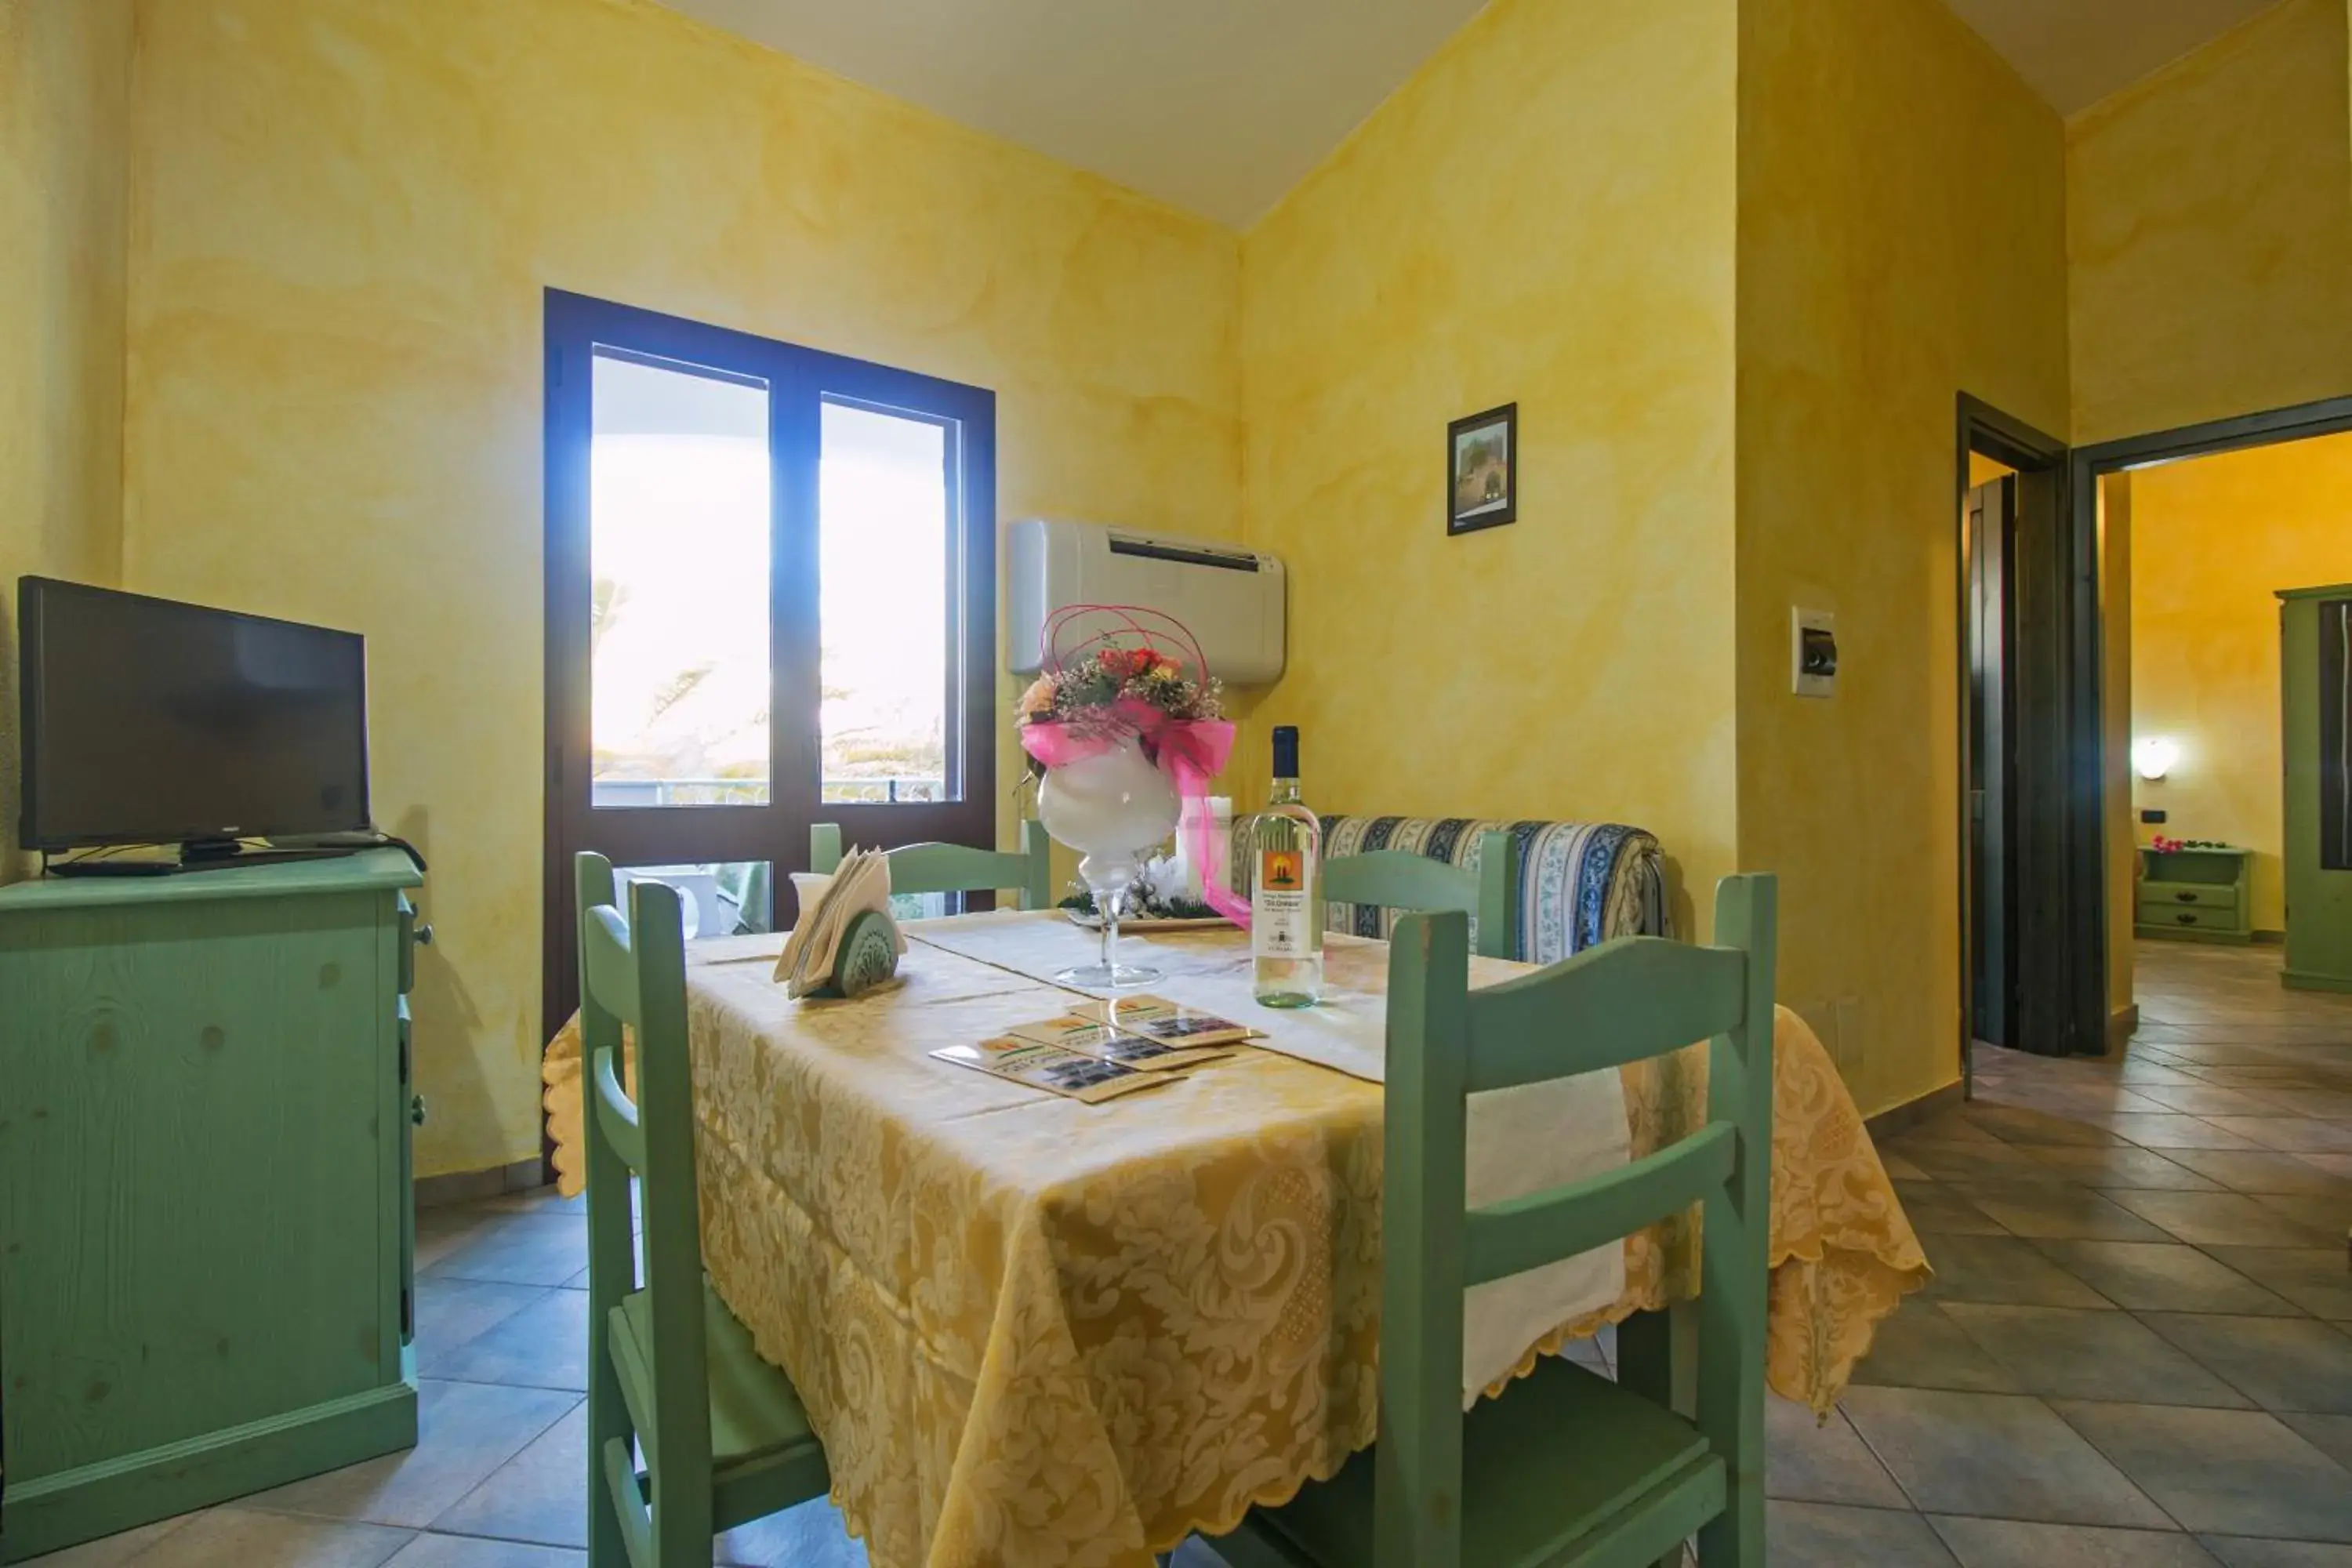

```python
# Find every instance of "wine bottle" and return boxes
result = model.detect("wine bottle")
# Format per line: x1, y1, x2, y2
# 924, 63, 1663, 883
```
1248, 726, 1323, 1007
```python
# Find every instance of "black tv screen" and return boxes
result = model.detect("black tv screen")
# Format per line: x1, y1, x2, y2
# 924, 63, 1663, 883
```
19, 578, 370, 852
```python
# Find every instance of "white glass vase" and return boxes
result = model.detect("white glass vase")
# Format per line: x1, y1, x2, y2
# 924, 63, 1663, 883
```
1035, 735, 1181, 988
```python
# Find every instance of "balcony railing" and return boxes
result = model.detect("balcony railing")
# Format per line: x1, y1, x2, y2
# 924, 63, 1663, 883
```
590, 775, 948, 808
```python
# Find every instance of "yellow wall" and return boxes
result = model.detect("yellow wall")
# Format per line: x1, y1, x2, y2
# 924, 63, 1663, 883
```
0, 0, 132, 878
2127, 431, 2352, 933
1736, 0, 2069, 1115
2069, 0, 2352, 445
1239, 0, 1739, 940
89, 0, 2325, 1177
1966, 452, 2013, 488
121, 0, 1242, 1176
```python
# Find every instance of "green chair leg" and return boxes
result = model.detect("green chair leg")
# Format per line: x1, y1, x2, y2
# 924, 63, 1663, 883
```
1619, 1302, 1701, 1568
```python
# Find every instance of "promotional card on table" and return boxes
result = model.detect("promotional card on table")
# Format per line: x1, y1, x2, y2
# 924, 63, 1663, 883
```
930, 996, 1264, 1103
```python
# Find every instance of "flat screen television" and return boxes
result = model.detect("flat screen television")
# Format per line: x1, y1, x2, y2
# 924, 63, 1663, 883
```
19, 578, 371, 859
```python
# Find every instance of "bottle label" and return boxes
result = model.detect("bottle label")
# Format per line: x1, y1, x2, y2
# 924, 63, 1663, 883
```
1251, 848, 1315, 959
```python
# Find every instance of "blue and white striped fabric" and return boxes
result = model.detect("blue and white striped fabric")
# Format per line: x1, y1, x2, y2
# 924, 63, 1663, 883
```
1246, 815, 1671, 963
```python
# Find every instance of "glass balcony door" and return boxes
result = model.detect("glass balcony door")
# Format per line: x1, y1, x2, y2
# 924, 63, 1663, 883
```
543, 292, 995, 1032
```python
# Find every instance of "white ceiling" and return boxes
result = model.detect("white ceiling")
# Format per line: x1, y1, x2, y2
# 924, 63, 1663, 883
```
1940, 0, 2284, 117
658, 0, 2284, 229
655, 0, 1492, 227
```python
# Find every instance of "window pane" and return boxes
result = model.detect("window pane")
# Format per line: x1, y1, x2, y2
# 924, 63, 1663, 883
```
614, 862, 774, 942
590, 354, 771, 808
820, 402, 951, 803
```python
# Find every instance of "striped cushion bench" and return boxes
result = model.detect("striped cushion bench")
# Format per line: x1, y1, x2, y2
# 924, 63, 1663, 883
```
1247, 815, 1671, 964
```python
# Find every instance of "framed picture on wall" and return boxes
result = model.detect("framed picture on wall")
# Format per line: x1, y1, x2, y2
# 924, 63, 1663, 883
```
1446, 402, 1517, 535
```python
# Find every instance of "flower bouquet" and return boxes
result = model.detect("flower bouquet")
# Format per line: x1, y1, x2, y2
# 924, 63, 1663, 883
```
1018, 606, 1238, 987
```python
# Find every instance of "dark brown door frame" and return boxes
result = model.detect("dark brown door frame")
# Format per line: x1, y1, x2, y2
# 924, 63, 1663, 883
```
1958, 396, 2078, 1073
1965, 473, 2018, 1066
2068, 391, 2352, 1047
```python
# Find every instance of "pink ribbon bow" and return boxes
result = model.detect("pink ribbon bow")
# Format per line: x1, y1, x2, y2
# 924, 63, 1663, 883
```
1021, 702, 1247, 926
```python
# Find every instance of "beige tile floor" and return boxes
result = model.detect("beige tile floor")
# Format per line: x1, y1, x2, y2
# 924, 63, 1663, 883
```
30, 939, 2352, 1566
1769, 939, 2352, 1568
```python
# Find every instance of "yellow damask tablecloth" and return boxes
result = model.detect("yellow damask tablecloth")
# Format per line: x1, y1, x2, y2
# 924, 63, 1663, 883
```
543, 916, 1927, 1568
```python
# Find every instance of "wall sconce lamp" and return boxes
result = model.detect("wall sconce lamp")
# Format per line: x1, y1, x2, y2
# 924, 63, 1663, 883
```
2132, 737, 2181, 782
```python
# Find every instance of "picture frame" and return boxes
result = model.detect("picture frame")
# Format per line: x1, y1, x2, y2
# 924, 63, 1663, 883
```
1446, 402, 1517, 535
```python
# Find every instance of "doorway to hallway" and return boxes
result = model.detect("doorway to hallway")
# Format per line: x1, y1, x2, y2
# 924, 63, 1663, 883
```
1966, 463, 2018, 1054
1957, 397, 2074, 1084
2082, 412, 2352, 1035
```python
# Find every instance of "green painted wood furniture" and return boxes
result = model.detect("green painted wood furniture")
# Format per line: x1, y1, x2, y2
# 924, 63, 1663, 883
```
808, 819, 1052, 912
1323, 829, 1519, 960
0, 850, 425, 1562
1207, 874, 1777, 1568
575, 853, 831, 1568
2279, 583, 2352, 992
2135, 844, 2253, 945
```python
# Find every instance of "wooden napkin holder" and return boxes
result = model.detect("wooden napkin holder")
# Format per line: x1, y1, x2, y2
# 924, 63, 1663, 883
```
811, 908, 901, 999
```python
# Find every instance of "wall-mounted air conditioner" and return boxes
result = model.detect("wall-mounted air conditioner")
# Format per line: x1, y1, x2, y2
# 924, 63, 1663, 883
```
1005, 520, 1287, 686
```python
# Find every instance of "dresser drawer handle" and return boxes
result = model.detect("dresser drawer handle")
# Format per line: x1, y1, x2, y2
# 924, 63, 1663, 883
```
2176, 892, 2198, 902
412, 1094, 428, 1127
2176, 913, 2197, 924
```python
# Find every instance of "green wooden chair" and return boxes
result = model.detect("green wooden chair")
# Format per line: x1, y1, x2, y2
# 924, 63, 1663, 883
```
808, 818, 1053, 911
575, 852, 831, 1568
1323, 829, 1519, 960
1208, 874, 1777, 1568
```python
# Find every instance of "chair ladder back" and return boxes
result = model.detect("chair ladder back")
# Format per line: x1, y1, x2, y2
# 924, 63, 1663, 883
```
1377, 874, 1777, 1568
590, 1045, 646, 1175
1464, 937, 1748, 1091
1694, 874, 1777, 1566
1324, 850, 1475, 916
808, 823, 844, 874
1323, 829, 1519, 961
1472, 829, 1519, 963
1020, 818, 1053, 910
572, 851, 717, 1555
808, 818, 1054, 910
1461, 1121, 1737, 1289
580, 906, 641, 1029
1376, 910, 1474, 1568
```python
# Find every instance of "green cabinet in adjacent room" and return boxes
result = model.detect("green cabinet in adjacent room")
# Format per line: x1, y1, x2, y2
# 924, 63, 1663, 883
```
2279, 583, 2352, 993
2136, 844, 2253, 943
0, 850, 424, 1560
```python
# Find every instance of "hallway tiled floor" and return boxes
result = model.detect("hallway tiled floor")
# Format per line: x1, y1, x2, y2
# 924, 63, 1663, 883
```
29, 941, 2352, 1566
1772, 939, 2352, 1567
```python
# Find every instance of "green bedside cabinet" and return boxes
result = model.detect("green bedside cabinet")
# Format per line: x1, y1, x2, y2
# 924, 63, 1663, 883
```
0, 850, 424, 1560
2136, 845, 2254, 944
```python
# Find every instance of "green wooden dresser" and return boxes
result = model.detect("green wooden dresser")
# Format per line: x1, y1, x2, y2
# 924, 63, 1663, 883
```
0, 850, 423, 1560
2135, 845, 2254, 944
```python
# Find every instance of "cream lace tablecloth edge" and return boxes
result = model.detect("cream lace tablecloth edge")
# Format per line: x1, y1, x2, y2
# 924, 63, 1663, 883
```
543, 992, 1929, 1561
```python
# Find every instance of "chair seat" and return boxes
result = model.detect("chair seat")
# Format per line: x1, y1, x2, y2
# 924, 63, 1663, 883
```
1229, 1355, 1722, 1568
609, 1278, 829, 1526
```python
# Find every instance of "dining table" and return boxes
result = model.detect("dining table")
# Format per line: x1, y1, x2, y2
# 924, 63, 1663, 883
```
542, 910, 1929, 1568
